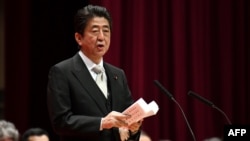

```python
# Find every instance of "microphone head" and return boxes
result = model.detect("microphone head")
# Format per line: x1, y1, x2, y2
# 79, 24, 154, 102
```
153, 80, 174, 100
188, 90, 214, 107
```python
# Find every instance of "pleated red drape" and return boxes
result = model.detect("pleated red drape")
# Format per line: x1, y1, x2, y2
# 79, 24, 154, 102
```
90, 0, 250, 140
3, 0, 249, 140
4, 0, 31, 133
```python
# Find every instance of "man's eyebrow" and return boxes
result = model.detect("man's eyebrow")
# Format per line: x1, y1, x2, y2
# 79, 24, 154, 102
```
91, 25, 110, 29
103, 25, 110, 28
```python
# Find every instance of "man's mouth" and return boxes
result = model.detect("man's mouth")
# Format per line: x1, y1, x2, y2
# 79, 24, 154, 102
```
97, 44, 104, 48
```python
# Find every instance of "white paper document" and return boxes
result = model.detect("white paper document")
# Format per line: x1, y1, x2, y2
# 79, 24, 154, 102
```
122, 98, 159, 125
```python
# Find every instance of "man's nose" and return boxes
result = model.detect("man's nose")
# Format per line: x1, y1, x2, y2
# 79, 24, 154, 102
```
97, 31, 104, 40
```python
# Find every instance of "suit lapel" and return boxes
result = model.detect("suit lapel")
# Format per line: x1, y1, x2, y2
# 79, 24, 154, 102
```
71, 54, 108, 115
104, 63, 121, 110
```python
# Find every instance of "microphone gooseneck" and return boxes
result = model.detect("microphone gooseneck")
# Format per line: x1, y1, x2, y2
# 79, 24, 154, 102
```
154, 80, 196, 141
188, 90, 232, 125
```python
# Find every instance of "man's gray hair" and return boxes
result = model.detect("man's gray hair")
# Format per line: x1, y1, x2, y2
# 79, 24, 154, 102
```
0, 120, 19, 141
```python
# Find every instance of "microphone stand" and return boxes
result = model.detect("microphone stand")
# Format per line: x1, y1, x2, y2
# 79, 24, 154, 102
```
154, 80, 197, 141
172, 98, 197, 141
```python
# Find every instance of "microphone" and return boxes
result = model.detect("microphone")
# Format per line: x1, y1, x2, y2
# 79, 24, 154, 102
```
154, 80, 196, 141
188, 90, 232, 124
153, 80, 174, 100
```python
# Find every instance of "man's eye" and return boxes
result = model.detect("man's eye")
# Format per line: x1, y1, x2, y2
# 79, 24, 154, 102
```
103, 30, 110, 33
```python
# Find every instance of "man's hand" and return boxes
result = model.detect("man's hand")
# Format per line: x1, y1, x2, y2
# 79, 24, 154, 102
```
101, 111, 130, 129
128, 119, 143, 134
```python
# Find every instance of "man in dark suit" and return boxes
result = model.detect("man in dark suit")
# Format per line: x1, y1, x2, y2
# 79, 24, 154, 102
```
47, 5, 142, 141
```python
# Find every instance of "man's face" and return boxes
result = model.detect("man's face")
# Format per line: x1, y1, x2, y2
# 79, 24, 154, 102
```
75, 17, 111, 63
0, 138, 15, 141
28, 135, 49, 141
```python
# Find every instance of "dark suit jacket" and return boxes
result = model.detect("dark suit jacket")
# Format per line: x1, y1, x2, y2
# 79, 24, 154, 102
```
47, 53, 140, 141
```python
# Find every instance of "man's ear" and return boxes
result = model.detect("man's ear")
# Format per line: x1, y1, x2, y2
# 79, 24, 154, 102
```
75, 32, 82, 46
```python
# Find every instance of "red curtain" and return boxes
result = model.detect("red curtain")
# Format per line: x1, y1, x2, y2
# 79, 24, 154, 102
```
3, 0, 249, 140
4, 0, 31, 133
90, 0, 250, 140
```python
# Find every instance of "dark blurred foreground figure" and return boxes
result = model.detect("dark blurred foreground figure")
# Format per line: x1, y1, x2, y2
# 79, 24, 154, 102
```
22, 128, 49, 141
0, 120, 19, 141
47, 5, 142, 141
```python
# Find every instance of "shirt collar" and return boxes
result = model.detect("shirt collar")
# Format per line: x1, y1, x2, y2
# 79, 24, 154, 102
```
78, 51, 104, 71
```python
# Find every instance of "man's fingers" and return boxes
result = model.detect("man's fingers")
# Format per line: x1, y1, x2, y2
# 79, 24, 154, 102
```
109, 111, 130, 119
102, 111, 131, 129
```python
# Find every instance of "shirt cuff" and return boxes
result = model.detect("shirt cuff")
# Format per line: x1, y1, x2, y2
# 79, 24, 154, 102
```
100, 118, 104, 131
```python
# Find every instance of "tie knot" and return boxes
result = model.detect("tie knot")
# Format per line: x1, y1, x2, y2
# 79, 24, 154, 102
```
92, 65, 103, 74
